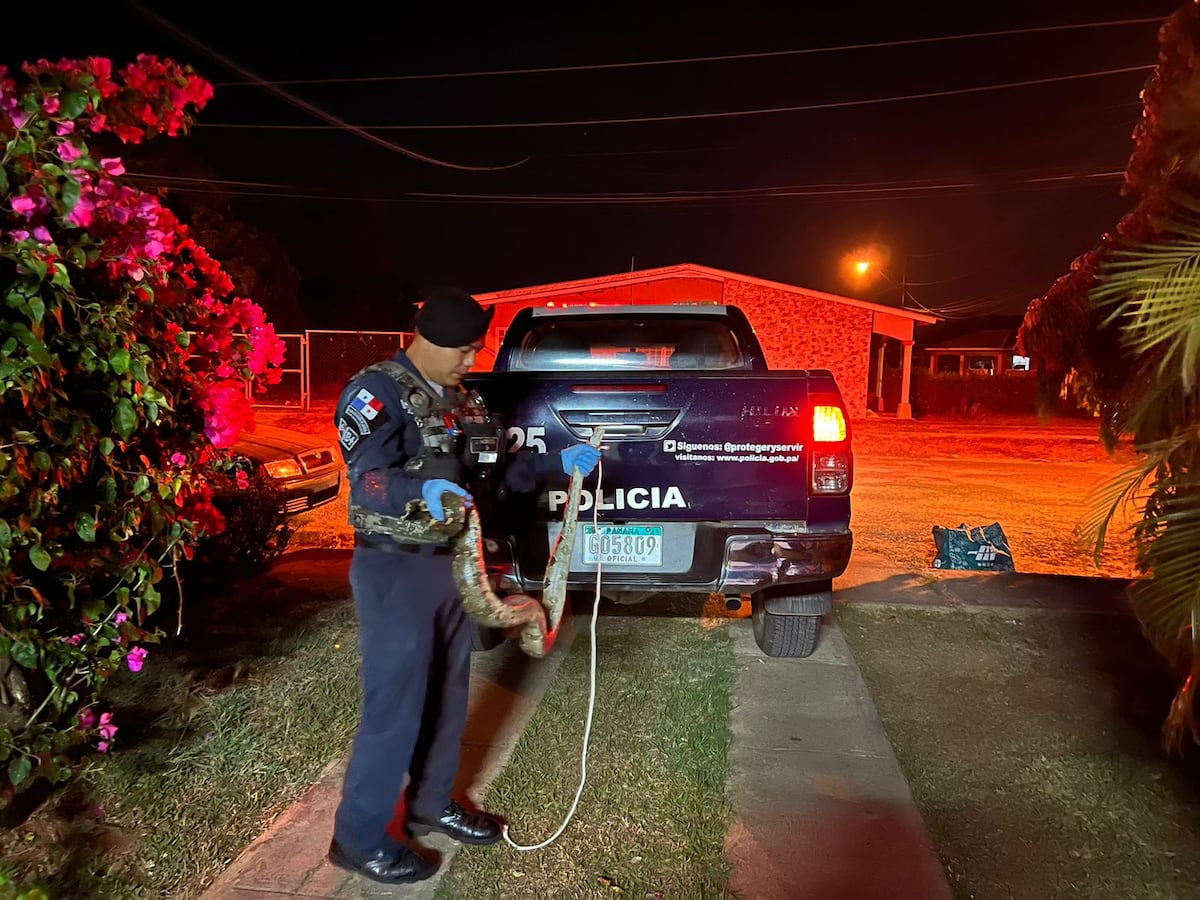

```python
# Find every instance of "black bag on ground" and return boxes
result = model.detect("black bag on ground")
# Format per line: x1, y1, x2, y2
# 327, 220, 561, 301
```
931, 522, 1015, 572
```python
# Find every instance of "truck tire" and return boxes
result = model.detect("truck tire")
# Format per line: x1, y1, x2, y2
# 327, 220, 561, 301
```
469, 622, 506, 652
751, 604, 821, 658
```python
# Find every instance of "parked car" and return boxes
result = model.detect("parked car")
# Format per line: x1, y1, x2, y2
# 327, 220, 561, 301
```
232, 422, 342, 516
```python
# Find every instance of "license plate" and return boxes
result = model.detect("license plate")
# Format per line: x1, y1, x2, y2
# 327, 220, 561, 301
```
581, 525, 664, 566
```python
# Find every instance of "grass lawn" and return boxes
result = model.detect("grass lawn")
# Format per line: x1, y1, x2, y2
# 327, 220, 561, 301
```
838, 604, 1200, 899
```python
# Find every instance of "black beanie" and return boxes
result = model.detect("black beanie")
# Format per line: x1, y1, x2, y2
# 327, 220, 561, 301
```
413, 286, 495, 348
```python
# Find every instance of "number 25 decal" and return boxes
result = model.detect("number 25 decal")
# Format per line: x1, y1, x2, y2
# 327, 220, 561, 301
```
506, 426, 547, 454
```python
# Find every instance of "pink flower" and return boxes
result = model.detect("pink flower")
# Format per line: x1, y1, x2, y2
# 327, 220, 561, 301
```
55, 120, 75, 136
100, 157, 125, 176
115, 611, 128, 625
42, 95, 60, 114
67, 195, 95, 228
32, 226, 52, 243
235, 470, 250, 490
126, 646, 148, 672
97, 741, 110, 753
11, 195, 35, 216
98, 712, 117, 740
63, 633, 84, 646
78, 709, 97, 729
57, 141, 83, 163
170, 452, 188, 466
9, 229, 29, 242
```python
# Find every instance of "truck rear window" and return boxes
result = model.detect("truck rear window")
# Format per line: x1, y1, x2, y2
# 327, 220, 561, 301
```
511, 318, 743, 372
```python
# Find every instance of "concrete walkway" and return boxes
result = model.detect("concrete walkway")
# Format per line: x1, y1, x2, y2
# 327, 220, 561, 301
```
203, 609, 580, 899
197, 546, 1129, 899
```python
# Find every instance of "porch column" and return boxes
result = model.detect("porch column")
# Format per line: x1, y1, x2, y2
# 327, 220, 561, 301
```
875, 340, 887, 412
897, 339, 915, 419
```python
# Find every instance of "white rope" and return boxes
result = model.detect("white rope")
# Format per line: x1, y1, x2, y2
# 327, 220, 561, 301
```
502, 451, 606, 851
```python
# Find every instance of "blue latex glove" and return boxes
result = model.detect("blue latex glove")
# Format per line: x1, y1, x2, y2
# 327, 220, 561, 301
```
560, 443, 602, 477
421, 478, 470, 521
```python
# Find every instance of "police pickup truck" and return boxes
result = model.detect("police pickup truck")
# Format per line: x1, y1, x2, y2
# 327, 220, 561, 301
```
466, 303, 853, 658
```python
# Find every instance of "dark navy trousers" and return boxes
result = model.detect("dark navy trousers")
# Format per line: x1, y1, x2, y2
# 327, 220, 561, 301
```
333, 546, 472, 855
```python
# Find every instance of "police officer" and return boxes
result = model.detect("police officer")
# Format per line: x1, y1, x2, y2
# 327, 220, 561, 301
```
327, 286, 601, 885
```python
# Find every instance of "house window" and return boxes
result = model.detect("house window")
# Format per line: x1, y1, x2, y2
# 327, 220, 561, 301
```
1010, 354, 1030, 372
936, 355, 960, 374
966, 355, 997, 374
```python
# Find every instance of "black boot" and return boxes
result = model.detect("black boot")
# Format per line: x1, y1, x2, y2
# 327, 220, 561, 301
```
328, 838, 438, 884
408, 799, 503, 845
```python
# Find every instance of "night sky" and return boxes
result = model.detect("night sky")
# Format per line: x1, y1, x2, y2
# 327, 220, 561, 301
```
1, 1, 1178, 328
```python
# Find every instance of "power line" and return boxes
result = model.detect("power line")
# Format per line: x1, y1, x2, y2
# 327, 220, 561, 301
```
196, 64, 1152, 131
126, 168, 1125, 206
123, 0, 527, 172
210, 16, 1164, 87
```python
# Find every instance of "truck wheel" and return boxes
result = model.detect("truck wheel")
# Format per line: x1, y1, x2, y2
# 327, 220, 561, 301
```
469, 622, 506, 652
751, 604, 821, 658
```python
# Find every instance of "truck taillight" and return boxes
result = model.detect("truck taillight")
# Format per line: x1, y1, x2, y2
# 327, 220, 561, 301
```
812, 406, 847, 443
811, 405, 849, 493
812, 451, 850, 494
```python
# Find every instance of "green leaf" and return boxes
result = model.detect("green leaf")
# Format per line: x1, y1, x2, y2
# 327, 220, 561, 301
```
59, 90, 89, 119
27, 294, 45, 324
146, 401, 159, 422
134, 474, 149, 496
99, 437, 114, 456
33, 451, 51, 472
131, 361, 149, 383
143, 583, 162, 617
7, 756, 32, 789
100, 475, 117, 505
10, 640, 37, 669
28, 544, 51, 571
0, 165, 7, 193
60, 175, 81, 213
109, 348, 130, 374
50, 263, 69, 288
75, 513, 96, 542
113, 398, 136, 439
175, 330, 190, 348
23, 254, 47, 281
0, 521, 9, 547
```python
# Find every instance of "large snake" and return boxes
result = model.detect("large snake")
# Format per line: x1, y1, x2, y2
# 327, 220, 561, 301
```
440, 428, 605, 658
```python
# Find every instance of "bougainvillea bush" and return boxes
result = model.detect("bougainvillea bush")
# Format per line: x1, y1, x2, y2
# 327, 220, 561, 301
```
0, 55, 285, 799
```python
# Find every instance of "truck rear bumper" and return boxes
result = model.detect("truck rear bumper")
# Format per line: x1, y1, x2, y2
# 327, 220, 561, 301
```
719, 532, 853, 594
492, 525, 853, 597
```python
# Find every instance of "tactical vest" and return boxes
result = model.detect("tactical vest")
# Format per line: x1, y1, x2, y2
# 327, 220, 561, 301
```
347, 360, 503, 545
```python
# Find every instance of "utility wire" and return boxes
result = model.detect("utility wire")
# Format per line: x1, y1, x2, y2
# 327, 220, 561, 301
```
196, 64, 1153, 131
126, 169, 1125, 205
210, 16, 1164, 87
123, 0, 527, 172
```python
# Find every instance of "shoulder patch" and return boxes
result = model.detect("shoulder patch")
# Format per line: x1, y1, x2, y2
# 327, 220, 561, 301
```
338, 417, 360, 451
341, 386, 391, 436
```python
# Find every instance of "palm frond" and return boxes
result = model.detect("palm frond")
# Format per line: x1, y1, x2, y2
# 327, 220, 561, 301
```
1079, 460, 1153, 566
1095, 232, 1200, 392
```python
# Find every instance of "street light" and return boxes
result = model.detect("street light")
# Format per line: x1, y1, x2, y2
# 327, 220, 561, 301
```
849, 253, 908, 309
842, 243, 916, 418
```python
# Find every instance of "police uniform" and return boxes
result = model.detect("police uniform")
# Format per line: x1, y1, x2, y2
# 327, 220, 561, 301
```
330, 348, 561, 861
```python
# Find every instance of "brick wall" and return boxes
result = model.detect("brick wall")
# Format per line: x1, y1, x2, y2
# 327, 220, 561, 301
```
479, 275, 874, 418
720, 280, 872, 417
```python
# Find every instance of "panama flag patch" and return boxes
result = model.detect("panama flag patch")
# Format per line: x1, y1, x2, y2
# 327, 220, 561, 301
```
343, 388, 389, 436
351, 389, 384, 420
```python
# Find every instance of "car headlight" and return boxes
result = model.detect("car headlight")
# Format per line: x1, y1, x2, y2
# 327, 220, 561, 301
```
262, 458, 304, 479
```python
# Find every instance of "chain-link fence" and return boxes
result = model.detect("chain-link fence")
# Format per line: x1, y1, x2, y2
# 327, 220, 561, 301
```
188, 329, 413, 409
253, 332, 305, 407
306, 330, 411, 404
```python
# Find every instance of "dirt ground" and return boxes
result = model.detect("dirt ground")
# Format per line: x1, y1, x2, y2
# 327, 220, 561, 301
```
266, 406, 1142, 581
